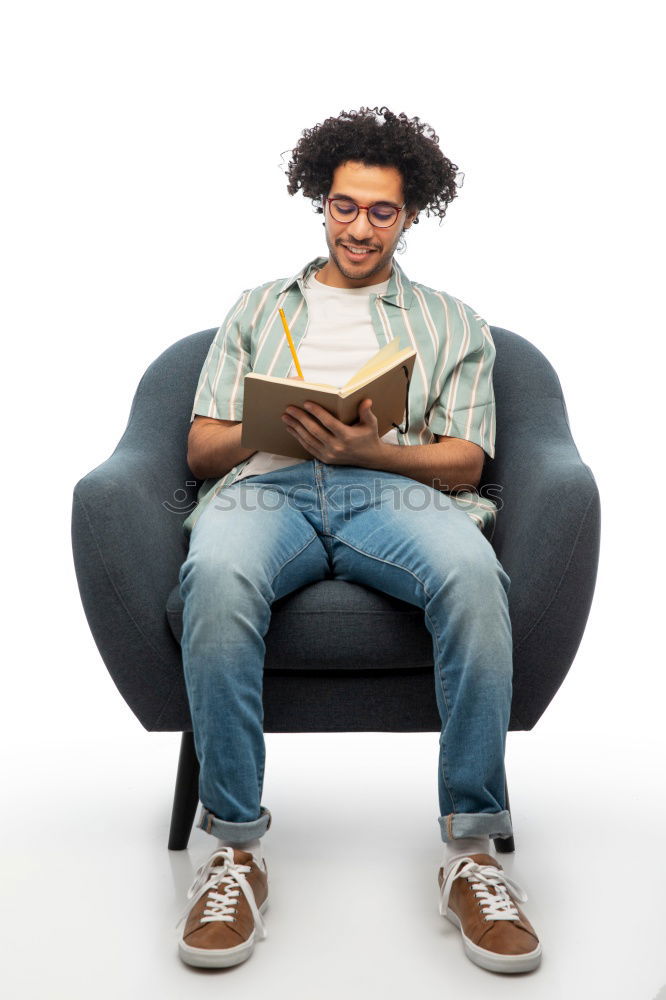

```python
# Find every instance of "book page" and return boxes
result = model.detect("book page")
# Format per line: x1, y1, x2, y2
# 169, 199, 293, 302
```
341, 338, 404, 391
256, 375, 339, 389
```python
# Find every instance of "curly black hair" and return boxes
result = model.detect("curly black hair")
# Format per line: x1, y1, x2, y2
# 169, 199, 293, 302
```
283, 106, 460, 226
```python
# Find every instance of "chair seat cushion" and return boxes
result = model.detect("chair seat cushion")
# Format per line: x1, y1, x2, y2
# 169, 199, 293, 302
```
166, 579, 434, 671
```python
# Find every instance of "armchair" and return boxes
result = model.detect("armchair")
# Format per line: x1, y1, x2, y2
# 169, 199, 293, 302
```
71, 325, 600, 851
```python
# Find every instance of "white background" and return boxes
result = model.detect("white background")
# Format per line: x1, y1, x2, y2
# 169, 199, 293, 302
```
2, 1, 665, 997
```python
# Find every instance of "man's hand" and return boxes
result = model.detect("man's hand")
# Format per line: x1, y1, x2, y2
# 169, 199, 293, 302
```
281, 397, 384, 467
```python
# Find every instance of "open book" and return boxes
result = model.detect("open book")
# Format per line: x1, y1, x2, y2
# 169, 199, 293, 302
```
240, 338, 417, 459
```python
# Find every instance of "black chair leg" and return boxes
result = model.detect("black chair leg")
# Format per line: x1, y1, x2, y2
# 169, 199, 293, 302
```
168, 731, 200, 850
493, 773, 515, 854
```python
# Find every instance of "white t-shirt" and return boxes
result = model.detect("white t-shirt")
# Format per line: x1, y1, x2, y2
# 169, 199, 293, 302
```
230, 268, 398, 484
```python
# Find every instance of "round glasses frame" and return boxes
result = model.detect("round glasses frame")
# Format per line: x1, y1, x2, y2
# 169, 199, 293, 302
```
325, 196, 406, 229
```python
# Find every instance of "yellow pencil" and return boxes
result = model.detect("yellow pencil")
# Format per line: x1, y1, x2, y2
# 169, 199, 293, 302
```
278, 307, 304, 378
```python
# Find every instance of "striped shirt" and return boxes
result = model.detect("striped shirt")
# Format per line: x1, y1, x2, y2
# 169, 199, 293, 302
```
183, 255, 499, 539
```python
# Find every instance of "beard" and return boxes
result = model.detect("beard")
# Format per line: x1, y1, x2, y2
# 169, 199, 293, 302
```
325, 228, 402, 281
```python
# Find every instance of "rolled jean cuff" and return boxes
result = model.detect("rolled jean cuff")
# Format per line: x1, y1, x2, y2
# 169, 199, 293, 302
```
438, 810, 513, 843
197, 805, 272, 841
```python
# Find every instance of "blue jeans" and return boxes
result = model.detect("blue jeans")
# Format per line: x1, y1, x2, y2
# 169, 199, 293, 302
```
178, 459, 514, 845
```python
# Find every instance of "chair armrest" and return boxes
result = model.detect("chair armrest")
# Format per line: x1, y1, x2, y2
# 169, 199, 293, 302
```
486, 396, 601, 728
72, 441, 195, 730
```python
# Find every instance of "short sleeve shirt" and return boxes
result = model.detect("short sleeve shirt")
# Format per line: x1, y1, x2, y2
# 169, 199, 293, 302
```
183, 256, 499, 539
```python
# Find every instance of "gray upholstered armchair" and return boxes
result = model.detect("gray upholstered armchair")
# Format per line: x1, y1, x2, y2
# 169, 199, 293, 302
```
71, 325, 600, 852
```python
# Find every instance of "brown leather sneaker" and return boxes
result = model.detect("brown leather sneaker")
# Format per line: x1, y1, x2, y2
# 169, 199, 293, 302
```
438, 852, 541, 974
177, 847, 269, 968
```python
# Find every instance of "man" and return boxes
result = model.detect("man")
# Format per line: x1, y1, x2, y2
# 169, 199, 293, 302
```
176, 106, 541, 974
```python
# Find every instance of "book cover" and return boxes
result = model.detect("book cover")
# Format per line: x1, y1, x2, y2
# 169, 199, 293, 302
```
240, 339, 417, 459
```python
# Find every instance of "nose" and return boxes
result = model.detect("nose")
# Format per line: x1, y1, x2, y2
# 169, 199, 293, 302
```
345, 208, 375, 241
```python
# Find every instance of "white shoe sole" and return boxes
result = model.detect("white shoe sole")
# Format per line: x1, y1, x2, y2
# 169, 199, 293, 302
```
445, 907, 542, 974
179, 897, 269, 968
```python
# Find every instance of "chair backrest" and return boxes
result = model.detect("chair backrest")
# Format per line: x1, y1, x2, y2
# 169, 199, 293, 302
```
123, 324, 569, 519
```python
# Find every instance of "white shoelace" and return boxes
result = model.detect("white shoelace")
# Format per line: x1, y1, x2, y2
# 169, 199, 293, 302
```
439, 857, 528, 922
175, 847, 267, 939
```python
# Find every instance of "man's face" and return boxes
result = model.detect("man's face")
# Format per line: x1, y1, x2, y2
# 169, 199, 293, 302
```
318, 161, 419, 288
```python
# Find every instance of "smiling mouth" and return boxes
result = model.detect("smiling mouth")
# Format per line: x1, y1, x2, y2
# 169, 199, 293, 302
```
341, 244, 378, 259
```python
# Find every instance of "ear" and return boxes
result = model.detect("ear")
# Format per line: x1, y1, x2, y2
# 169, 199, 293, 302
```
403, 207, 419, 230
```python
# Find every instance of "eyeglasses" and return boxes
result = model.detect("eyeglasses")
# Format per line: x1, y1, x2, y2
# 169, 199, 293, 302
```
325, 196, 405, 229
